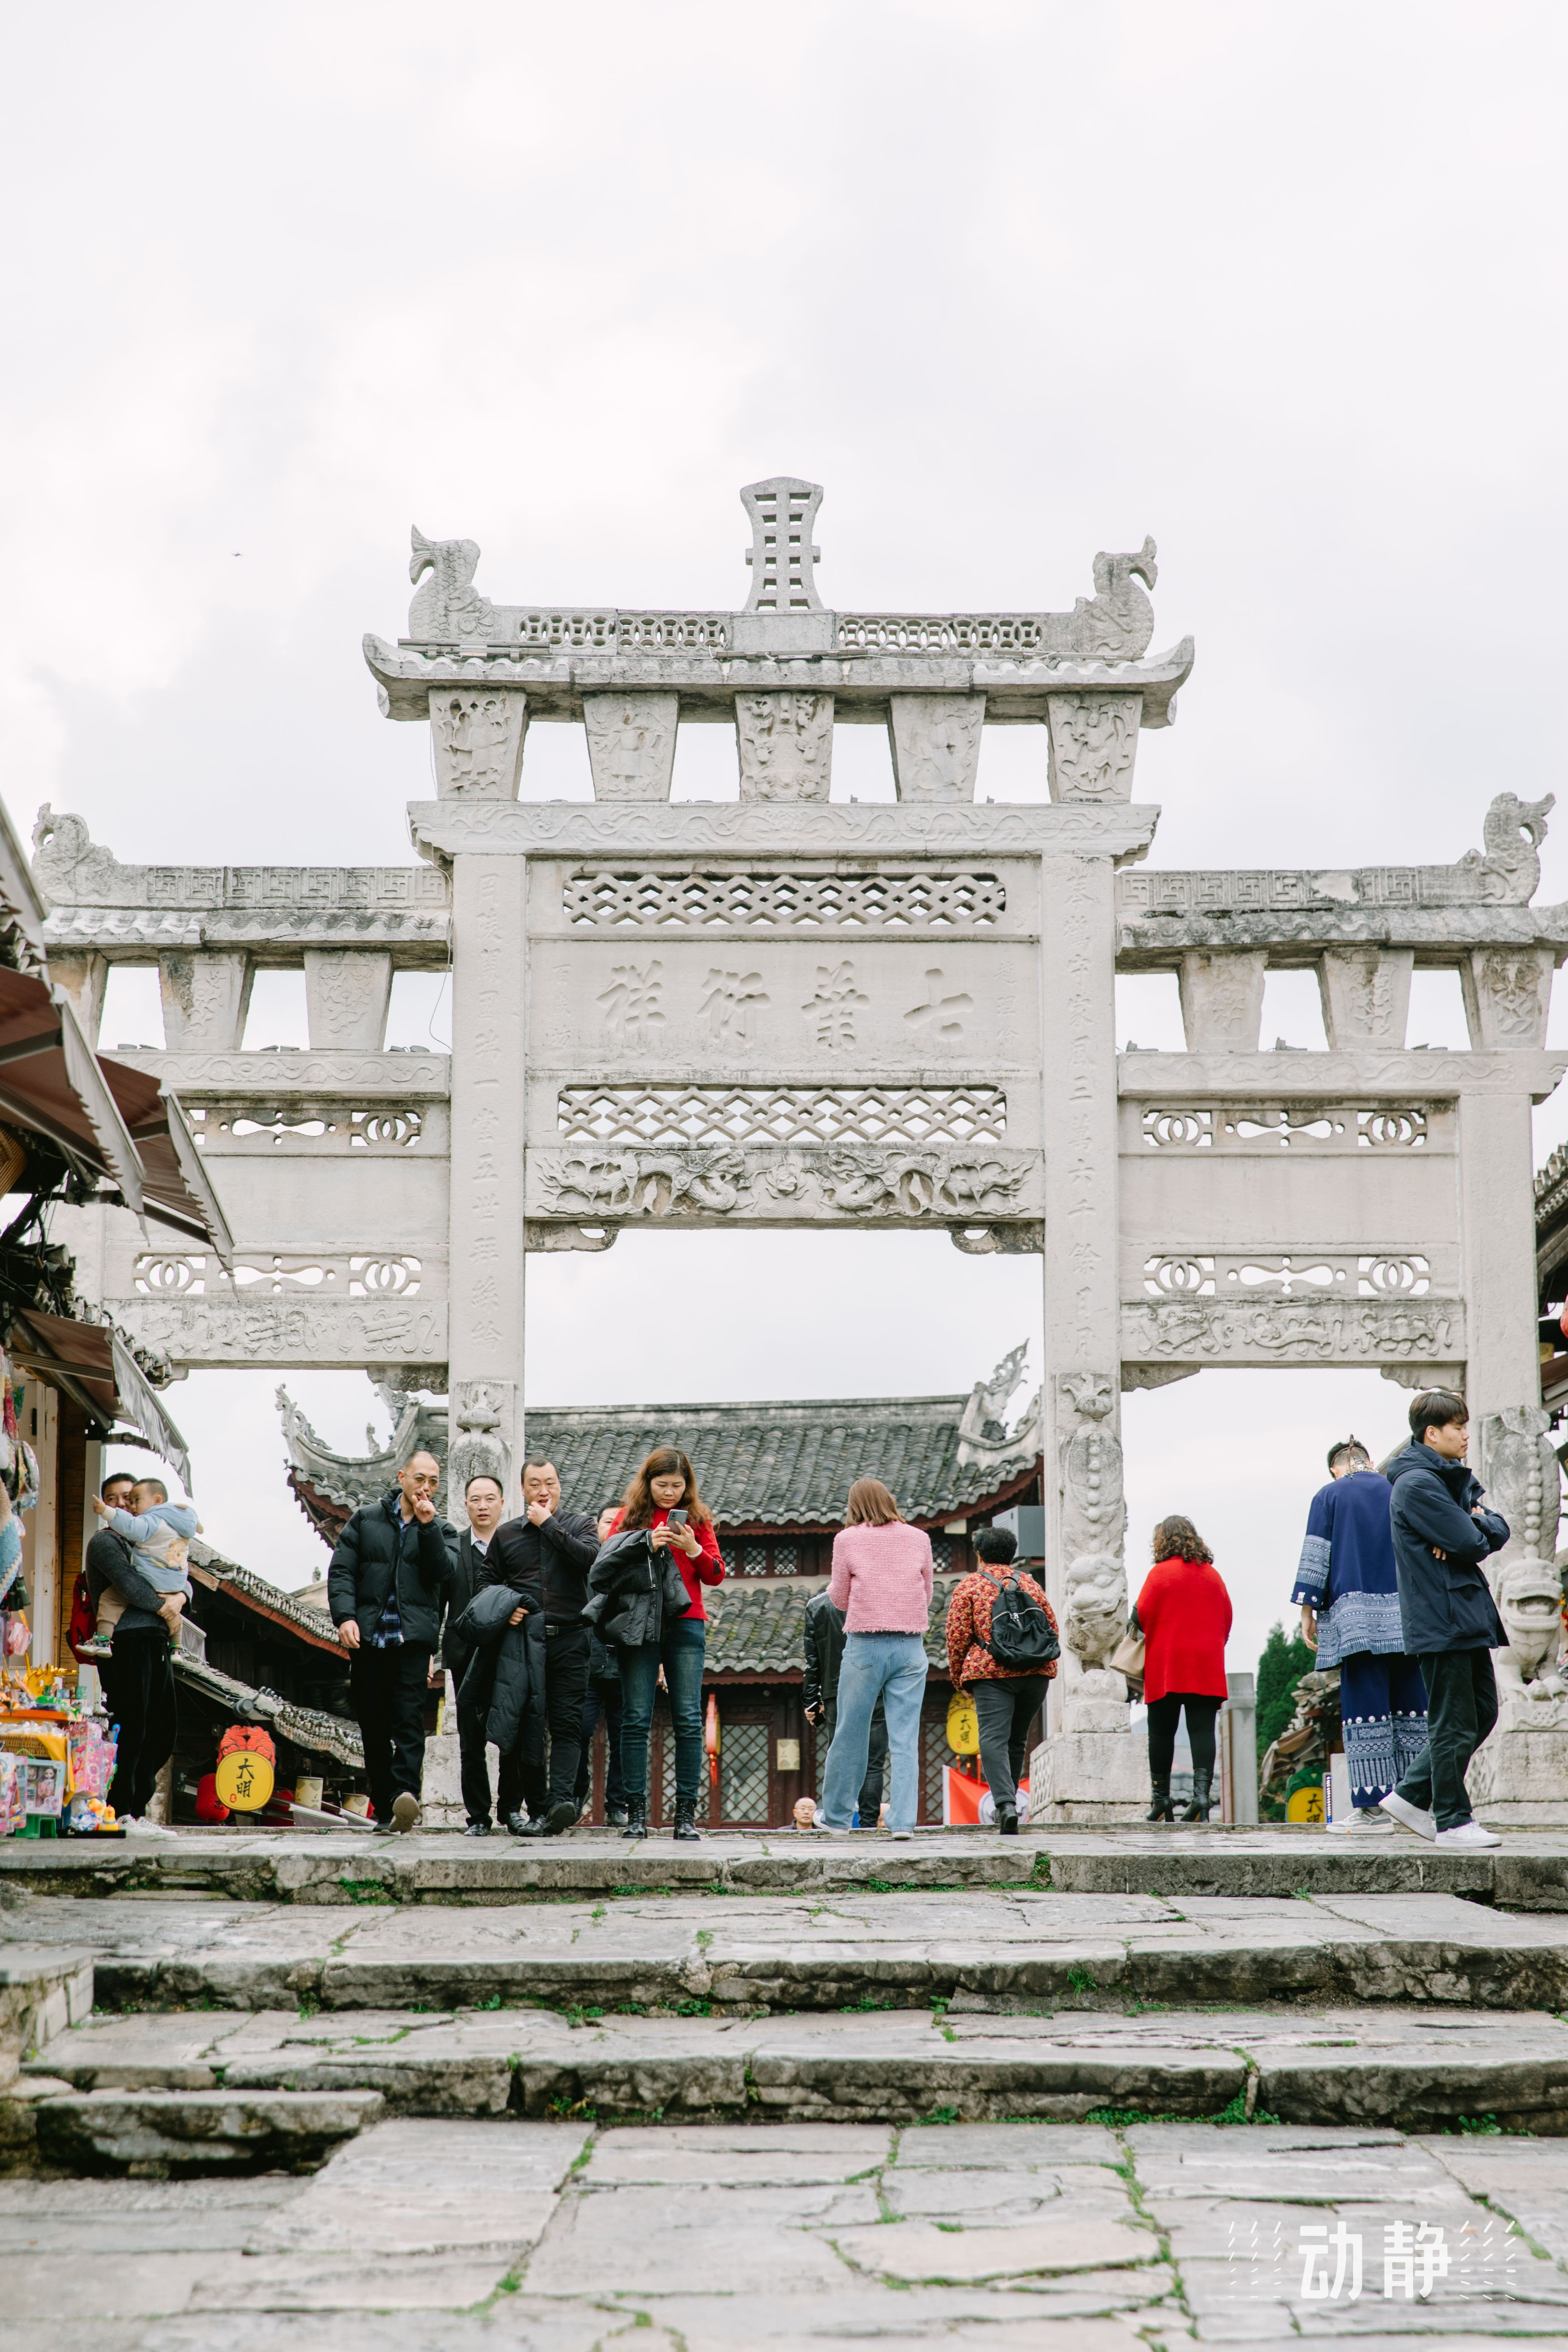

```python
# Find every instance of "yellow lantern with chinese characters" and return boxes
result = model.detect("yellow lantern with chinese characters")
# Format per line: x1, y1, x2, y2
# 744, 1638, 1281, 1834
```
946, 1690, 979, 1756
214, 1724, 275, 1812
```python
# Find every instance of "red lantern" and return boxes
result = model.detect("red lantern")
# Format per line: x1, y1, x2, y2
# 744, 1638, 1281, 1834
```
195, 1772, 230, 1823
704, 1692, 720, 1791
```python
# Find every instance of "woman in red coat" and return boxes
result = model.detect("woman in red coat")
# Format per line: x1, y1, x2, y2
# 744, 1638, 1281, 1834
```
1136, 1515, 1232, 1824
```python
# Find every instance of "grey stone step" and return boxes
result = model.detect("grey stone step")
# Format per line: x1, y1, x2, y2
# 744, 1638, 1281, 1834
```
24, 2000, 1568, 2135
13, 1885, 1568, 2016
8, 1821, 1568, 1906
2, 2082, 382, 2175
0, 1947, 93, 2085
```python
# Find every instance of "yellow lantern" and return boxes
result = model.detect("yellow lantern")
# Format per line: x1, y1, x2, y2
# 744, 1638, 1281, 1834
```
946, 1690, 979, 1756
214, 1725, 275, 1813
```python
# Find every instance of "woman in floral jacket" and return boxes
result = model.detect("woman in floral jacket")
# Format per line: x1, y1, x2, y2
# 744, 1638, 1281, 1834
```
943, 1526, 1058, 1834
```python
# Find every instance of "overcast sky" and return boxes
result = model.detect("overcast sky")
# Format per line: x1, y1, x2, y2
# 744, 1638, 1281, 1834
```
9, 3, 1564, 1673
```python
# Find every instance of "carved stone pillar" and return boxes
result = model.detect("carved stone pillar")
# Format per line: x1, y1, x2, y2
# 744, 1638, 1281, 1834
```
48, 951, 107, 1045
886, 694, 985, 803
1030, 851, 1145, 1820
304, 952, 393, 1051
1178, 950, 1267, 1052
447, 853, 527, 1508
583, 693, 678, 802
1467, 1404, 1568, 1815
735, 691, 834, 801
1461, 946, 1555, 1050
158, 951, 252, 1051
1457, 1082, 1539, 1429
429, 688, 528, 800
1317, 947, 1413, 1048
1046, 694, 1142, 802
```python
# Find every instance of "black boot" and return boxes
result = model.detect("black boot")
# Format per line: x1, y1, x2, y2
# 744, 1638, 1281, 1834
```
996, 1803, 1019, 1836
621, 1800, 649, 1840
1182, 1767, 1213, 1824
673, 1798, 701, 1842
1146, 1774, 1174, 1823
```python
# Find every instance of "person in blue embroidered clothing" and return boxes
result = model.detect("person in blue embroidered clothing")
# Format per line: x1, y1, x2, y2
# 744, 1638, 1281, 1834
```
1291, 1434, 1427, 1834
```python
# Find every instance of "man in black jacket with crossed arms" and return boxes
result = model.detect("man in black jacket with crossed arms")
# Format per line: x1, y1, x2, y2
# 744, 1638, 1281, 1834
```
1380, 1389, 1510, 1851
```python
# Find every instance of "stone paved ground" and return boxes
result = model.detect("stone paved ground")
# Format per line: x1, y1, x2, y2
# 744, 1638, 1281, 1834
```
8, 2114, 1568, 2348
9, 1885, 1568, 2011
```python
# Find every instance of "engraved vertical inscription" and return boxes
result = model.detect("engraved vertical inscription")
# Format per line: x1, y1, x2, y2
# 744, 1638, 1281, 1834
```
802, 961, 868, 1051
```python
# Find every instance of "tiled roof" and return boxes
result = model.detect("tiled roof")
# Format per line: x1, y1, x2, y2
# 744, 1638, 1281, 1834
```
280, 1392, 1039, 1538
704, 1573, 960, 1678
187, 1536, 345, 1653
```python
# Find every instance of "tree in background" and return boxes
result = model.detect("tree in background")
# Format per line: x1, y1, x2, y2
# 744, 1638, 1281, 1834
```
1256, 1619, 1316, 1757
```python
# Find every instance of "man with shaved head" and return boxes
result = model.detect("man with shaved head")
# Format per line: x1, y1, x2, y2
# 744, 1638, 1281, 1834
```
330, 1449, 458, 1832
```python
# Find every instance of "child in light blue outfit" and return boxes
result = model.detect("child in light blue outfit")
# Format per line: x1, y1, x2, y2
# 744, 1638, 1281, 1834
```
95, 1478, 198, 1608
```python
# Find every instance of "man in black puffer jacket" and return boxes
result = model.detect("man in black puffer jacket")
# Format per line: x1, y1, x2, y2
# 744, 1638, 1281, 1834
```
1380, 1390, 1509, 1851
329, 1450, 458, 1832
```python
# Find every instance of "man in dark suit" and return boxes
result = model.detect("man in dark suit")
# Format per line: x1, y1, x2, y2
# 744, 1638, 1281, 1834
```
442, 1471, 509, 1835
482, 1459, 600, 1837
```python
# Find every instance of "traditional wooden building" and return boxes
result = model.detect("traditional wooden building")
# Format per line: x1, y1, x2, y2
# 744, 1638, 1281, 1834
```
279, 1349, 1044, 1826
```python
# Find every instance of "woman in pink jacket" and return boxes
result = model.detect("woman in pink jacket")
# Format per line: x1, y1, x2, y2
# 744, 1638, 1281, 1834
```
815, 1478, 933, 1840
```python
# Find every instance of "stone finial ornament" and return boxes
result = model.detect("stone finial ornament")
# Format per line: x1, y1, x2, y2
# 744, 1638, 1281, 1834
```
740, 478, 824, 613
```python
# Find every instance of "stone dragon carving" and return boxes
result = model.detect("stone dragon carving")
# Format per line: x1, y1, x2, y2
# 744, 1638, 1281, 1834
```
408, 527, 497, 643
1460, 791, 1554, 904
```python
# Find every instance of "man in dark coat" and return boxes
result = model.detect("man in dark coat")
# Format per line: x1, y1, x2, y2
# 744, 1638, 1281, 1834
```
803, 1584, 887, 1825
1380, 1390, 1510, 1850
440, 1471, 508, 1835
478, 1458, 599, 1837
330, 1449, 458, 1832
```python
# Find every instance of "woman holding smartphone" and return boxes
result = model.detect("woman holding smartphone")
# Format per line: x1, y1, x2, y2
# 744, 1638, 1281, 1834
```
607, 1447, 725, 1840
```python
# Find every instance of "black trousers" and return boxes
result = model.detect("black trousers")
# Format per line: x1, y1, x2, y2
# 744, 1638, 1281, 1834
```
350, 1642, 432, 1822
1146, 1692, 1221, 1781
822, 1693, 889, 1818
537, 1621, 592, 1806
575, 1677, 626, 1811
971, 1675, 1051, 1812
457, 1701, 528, 1827
106, 1626, 177, 1820
1395, 1646, 1499, 1832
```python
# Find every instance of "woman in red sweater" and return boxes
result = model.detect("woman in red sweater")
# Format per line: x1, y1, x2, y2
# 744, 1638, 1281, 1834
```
609, 1447, 725, 1842
1136, 1515, 1231, 1824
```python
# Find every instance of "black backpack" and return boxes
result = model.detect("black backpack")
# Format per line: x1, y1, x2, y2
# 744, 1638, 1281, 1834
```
984, 1572, 1059, 1672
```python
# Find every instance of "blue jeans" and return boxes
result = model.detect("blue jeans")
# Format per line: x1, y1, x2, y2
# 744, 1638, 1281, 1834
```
618, 1613, 707, 1810
820, 1633, 928, 1832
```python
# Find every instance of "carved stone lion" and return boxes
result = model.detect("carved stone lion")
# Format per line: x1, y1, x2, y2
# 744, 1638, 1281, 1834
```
1493, 1557, 1566, 1700
1063, 1551, 1128, 1673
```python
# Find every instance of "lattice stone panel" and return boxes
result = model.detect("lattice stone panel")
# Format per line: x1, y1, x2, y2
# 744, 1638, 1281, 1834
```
1143, 1253, 1433, 1299
1139, 1105, 1429, 1151
191, 1105, 425, 1150
563, 870, 1005, 928
134, 1253, 424, 1298
720, 1720, 770, 1823
558, 1086, 1007, 1149
838, 615, 1049, 654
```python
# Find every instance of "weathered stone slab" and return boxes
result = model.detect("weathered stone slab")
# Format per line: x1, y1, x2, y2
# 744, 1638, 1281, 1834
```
0, 1946, 94, 2083
34, 2085, 383, 2175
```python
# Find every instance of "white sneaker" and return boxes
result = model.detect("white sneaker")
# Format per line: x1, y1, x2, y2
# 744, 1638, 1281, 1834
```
810, 1821, 854, 1835
391, 1792, 422, 1834
124, 1818, 177, 1839
1379, 1792, 1437, 1840
1434, 1819, 1502, 1850
1348, 1807, 1397, 1833
890, 1828, 913, 1841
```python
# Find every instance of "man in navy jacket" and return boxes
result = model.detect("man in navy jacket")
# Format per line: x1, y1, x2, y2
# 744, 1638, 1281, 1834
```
1380, 1390, 1509, 1849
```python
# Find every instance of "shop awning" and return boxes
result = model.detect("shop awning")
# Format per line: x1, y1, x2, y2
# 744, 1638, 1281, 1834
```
94, 1056, 234, 1266
0, 968, 145, 1212
6, 1305, 192, 1489
0, 968, 232, 1264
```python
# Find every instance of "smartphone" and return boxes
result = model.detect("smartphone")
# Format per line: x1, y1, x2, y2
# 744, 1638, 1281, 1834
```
666, 1508, 688, 1527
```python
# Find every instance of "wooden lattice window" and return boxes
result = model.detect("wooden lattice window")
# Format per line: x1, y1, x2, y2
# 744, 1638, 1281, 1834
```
720, 1720, 770, 1822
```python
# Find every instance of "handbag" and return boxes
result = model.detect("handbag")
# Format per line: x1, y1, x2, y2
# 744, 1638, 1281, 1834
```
1109, 1627, 1145, 1678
